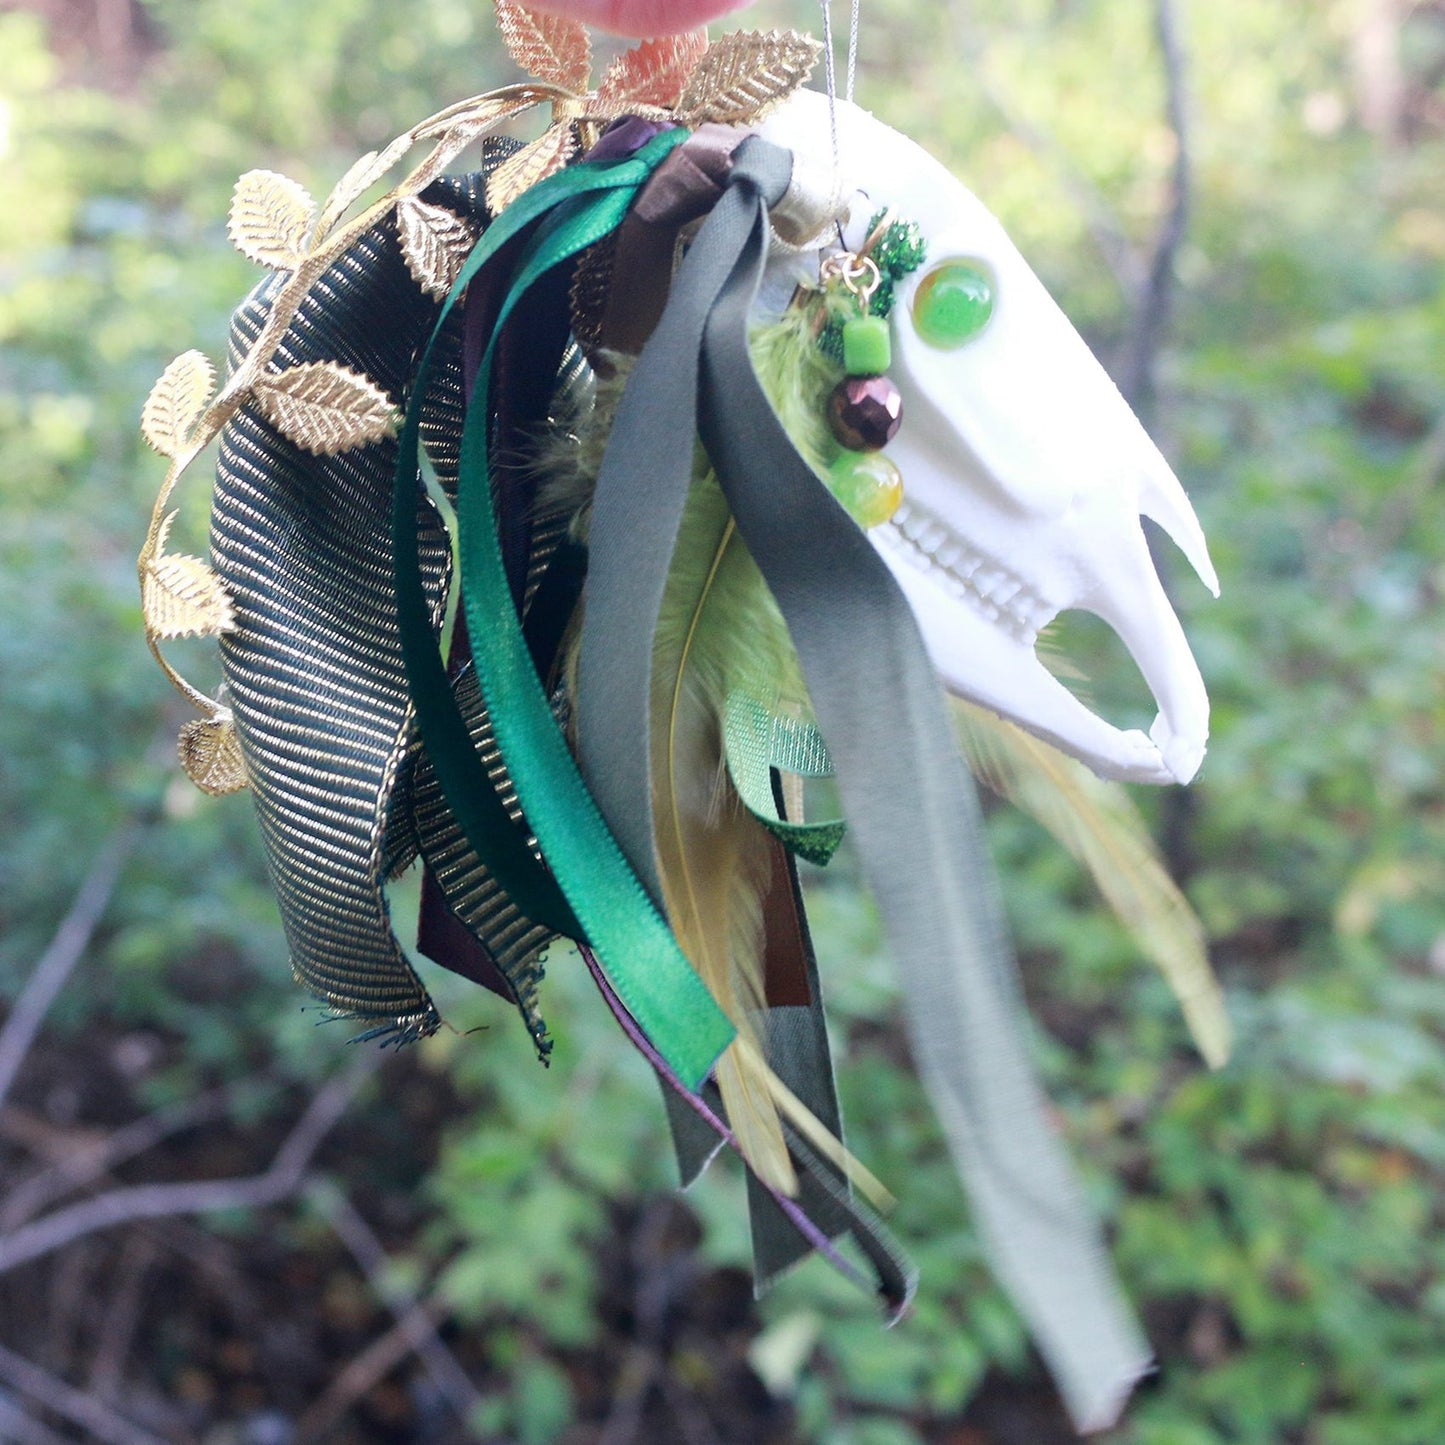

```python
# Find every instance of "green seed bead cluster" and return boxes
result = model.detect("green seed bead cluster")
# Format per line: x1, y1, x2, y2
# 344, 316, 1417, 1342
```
866, 209, 927, 285
818, 211, 928, 363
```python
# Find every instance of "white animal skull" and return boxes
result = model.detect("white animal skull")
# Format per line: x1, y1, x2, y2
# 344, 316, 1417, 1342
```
756, 92, 1218, 785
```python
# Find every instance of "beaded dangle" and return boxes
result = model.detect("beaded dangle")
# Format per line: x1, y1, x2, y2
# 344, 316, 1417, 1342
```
807, 209, 926, 527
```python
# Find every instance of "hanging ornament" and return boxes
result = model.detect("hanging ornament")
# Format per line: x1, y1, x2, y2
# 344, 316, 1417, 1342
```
134, 2, 1228, 1431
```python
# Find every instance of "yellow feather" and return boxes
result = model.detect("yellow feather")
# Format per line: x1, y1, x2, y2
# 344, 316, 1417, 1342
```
651, 468, 797, 1193
953, 701, 1230, 1068
650, 463, 892, 1204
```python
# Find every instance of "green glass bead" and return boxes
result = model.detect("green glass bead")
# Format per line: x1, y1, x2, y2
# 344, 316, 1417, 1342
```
912, 259, 995, 349
842, 314, 892, 376
828, 448, 904, 529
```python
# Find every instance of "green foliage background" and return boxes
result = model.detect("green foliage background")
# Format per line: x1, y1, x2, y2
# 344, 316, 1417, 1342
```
4, 1, 1445, 1440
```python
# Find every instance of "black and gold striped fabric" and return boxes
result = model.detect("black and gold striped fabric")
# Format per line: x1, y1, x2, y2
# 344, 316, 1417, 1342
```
211, 176, 495, 1042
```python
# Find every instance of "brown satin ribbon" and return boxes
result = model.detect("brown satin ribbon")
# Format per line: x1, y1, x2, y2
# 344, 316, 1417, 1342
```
596, 124, 742, 356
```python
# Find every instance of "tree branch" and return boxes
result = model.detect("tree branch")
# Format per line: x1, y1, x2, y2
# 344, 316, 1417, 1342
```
0, 1392, 73, 1445
0, 1057, 372, 1276
948, 0, 1147, 300
1, 1085, 239, 1232
0, 822, 138, 1111
0, 1341, 167, 1445
308, 1180, 482, 1424
1115, 0, 1193, 420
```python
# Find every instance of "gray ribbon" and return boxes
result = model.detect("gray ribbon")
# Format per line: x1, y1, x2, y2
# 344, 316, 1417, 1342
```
577, 133, 1149, 1430
576, 142, 758, 910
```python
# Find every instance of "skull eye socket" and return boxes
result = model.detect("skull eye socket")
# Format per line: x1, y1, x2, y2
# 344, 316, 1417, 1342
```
911, 259, 995, 349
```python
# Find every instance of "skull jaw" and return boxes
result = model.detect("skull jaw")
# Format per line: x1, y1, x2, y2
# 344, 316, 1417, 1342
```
875, 525, 1207, 786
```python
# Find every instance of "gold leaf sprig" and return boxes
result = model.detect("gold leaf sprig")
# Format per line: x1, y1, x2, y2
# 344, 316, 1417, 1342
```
494, 0, 591, 89
486, 2, 709, 212
141, 350, 215, 459
675, 29, 824, 127
598, 31, 710, 109
142, 514, 236, 641
397, 195, 480, 297
228, 170, 317, 271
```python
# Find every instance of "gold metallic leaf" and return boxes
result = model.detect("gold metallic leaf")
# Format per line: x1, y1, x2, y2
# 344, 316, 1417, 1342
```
252, 362, 398, 454
597, 31, 708, 108
315, 135, 416, 239
494, 0, 590, 90
178, 714, 248, 796
144, 552, 237, 639
486, 125, 579, 215
396, 196, 478, 298
675, 29, 822, 126
141, 350, 215, 458
228, 169, 317, 270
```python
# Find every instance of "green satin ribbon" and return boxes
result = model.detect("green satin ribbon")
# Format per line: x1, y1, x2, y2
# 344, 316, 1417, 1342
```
393, 127, 735, 1091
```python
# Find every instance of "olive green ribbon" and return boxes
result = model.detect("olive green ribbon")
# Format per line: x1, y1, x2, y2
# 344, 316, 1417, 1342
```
575, 134, 1149, 1431
393, 127, 735, 1091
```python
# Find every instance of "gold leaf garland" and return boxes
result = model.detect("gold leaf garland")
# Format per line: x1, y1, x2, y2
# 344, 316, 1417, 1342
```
139, 0, 821, 783
251, 362, 399, 455
397, 195, 479, 298
228, 170, 317, 271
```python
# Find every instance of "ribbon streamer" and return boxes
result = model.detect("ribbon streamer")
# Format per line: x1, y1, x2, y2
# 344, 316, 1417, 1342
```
394, 129, 737, 1091
576, 134, 1150, 1431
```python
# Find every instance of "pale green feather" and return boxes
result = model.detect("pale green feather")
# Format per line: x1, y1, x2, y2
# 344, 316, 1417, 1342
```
954, 701, 1230, 1068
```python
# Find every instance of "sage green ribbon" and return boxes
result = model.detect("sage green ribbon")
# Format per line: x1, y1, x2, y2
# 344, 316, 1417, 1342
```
576, 135, 1149, 1431
393, 127, 734, 1092
723, 691, 844, 867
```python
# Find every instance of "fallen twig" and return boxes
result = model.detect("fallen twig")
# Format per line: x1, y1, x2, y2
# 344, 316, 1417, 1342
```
0, 1055, 372, 1276
86, 1233, 161, 1402
0, 1339, 167, 1445
308, 1180, 483, 1424
292, 1300, 456, 1442
0, 822, 138, 1111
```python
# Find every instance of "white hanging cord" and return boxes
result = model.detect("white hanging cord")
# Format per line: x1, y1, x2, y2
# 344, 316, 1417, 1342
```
846, 0, 860, 102
820, 0, 840, 178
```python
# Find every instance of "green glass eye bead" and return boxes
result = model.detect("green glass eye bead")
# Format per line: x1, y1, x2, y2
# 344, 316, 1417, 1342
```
829, 449, 904, 529
842, 314, 892, 375
912, 260, 995, 348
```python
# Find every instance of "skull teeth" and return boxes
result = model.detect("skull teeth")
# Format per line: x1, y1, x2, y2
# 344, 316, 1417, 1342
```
883, 501, 1053, 643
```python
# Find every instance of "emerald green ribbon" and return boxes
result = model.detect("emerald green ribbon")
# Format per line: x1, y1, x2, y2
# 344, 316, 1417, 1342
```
393, 128, 734, 1092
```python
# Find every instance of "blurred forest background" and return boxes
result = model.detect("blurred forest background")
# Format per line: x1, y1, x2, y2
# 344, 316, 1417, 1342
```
4, 0, 1445, 1441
